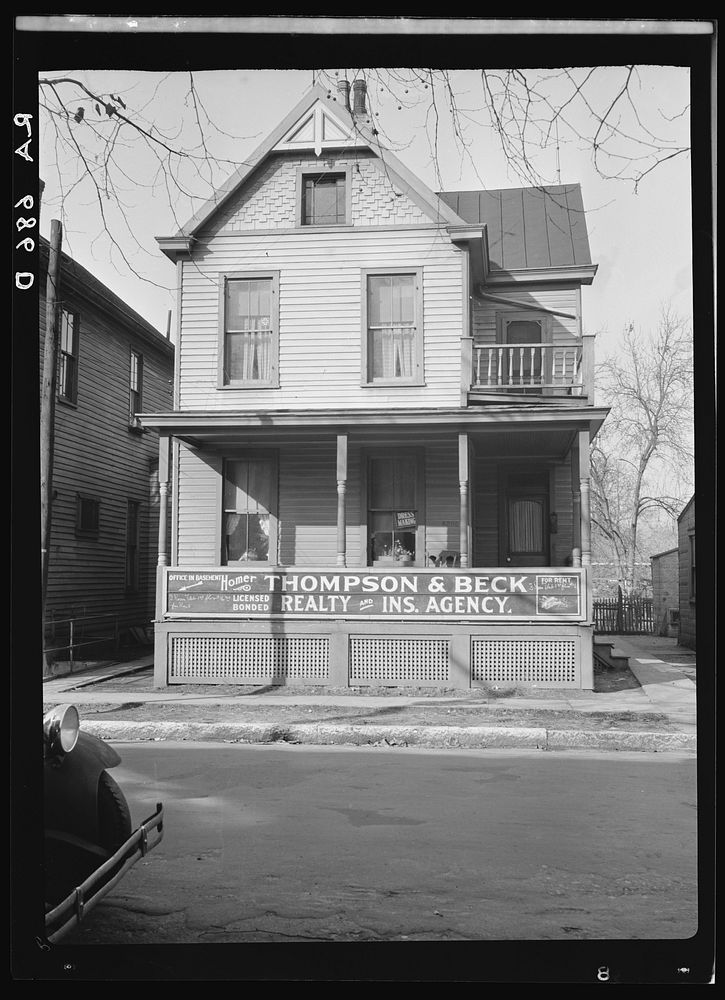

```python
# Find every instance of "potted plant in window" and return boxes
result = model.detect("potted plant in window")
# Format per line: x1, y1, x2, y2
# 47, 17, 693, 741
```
393, 540, 414, 565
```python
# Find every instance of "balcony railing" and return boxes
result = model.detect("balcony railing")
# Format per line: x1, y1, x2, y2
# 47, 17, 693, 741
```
472, 342, 584, 394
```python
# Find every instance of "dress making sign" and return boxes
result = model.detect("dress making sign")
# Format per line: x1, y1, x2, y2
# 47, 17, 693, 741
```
164, 569, 583, 620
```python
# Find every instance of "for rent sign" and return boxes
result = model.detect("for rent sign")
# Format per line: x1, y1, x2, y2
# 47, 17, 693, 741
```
164, 569, 583, 620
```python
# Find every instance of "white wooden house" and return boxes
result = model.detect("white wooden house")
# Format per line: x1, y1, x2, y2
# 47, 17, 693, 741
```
143, 80, 608, 689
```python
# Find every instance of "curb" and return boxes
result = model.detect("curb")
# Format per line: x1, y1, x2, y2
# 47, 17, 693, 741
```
82, 720, 696, 754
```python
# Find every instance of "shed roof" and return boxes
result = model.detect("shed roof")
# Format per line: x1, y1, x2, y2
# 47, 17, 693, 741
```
438, 184, 592, 272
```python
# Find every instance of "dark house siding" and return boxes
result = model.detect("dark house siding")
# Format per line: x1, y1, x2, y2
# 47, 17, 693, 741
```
677, 497, 696, 649
40, 243, 174, 638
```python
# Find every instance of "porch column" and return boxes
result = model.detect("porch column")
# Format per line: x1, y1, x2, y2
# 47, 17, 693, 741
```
336, 433, 348, 567
458, 433, 470, 568
571, 439, 582, 567
578, 429, 591, 566
157, 434, 170, 566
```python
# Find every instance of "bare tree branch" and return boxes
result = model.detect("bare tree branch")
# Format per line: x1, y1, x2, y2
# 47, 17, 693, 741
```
591, 306, 694, 594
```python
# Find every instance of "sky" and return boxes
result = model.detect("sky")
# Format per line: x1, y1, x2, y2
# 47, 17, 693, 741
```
37, 63, 695, 359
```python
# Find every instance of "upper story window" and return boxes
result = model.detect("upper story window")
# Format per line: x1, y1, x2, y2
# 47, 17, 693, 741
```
689, 531, 696, 600
129, 349, 143, 428
362, 269, 423, 386
495, 311, 553, 389
297, 165, 351, 227
58, 308, 79, 404
219, 272, 279, 388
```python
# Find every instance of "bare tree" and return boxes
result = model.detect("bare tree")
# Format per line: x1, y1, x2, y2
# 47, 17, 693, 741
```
39, 67, 690, 288
39, 72, 257, 284
590, 306, 694, 595
315, 67, 690, 192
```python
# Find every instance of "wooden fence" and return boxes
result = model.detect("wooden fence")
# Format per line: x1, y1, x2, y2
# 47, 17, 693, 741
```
593, 593, 655, 634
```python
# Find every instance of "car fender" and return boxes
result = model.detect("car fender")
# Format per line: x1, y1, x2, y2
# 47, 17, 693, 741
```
44, 731, 122, 845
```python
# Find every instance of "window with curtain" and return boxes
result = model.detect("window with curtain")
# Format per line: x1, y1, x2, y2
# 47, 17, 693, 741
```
508, 498, 545, 553
366, 273, 420, 383
368, 454, 418, 563
58, 307, 79, 403
223, 275, 278, 386
302, 173, 346, 225
129, 349, 143, 424
503, 318, 543, 385
223, 458, 275, 563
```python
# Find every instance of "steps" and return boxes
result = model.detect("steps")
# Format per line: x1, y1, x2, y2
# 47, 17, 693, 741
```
593, 636, 631, 672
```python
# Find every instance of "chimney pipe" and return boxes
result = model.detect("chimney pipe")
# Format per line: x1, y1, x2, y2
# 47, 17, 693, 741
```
351, 79, 367, 116
337, 78, 350, 111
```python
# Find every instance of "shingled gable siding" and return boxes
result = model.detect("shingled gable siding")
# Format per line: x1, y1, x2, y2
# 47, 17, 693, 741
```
204, 152, 432, 232
177, 154, 463, 411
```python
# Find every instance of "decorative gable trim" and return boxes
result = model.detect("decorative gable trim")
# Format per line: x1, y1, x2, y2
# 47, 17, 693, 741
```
275, 102, 361, 156
154, 83, 468, 256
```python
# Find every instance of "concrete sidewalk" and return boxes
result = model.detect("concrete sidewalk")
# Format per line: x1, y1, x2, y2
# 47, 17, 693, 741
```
42, 635, 697, 754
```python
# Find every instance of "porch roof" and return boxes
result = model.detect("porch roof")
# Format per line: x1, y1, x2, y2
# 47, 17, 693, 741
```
140, 406, 608, 450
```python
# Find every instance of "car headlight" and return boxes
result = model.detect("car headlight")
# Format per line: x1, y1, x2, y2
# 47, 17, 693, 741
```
43, 704, 80, 757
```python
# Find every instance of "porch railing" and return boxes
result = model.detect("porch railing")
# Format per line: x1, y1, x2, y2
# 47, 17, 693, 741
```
472, 343, 583, 393
43, 612, 120, 669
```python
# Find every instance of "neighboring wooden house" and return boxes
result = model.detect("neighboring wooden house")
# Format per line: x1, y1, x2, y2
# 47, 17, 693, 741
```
40, 239, 175, 664
143, 80, 608, 690
650, 547, 679, 636
677, 495, 696, 649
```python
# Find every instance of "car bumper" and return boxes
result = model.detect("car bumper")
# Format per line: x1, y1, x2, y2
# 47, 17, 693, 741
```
44, 802, 164, 944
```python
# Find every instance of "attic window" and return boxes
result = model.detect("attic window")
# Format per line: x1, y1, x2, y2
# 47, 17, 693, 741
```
301, 172, 347, 226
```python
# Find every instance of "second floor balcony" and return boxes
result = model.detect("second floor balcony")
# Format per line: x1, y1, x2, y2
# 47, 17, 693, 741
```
464, 334, 595, 405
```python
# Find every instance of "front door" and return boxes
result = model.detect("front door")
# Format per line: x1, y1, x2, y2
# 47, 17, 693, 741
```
501, 471, 550, 567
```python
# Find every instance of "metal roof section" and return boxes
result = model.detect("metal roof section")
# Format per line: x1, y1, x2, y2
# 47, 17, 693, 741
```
438, 184, 594, 273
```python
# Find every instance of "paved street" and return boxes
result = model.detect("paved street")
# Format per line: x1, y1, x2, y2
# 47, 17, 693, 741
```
62, 742, 698, 951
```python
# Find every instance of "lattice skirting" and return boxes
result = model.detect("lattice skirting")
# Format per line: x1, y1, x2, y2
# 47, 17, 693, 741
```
349, 636, 449, 686
169, 634, 329, 683
159, 626, 590, 688
471, 637, 578, 686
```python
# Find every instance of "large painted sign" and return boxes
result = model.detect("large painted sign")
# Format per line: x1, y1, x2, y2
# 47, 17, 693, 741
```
164, 568, 583, 621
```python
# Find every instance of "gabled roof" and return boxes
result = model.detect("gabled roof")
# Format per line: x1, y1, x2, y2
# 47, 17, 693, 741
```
677, 494, 695, 522
157, 83, 466, 251
438, 185, 592, 272
40, 237, 173, 355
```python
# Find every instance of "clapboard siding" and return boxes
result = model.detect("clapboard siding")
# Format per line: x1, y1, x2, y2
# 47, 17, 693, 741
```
472, 285, 579, 345
178, 228, 464, 411
473, 460, 500, 564
278, 442, 338, 565
423, 441, 462, 561
39, 248, 174, 632
677, 498, 696, 649
552, 461, 574, 565
175, 446, 222, 565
